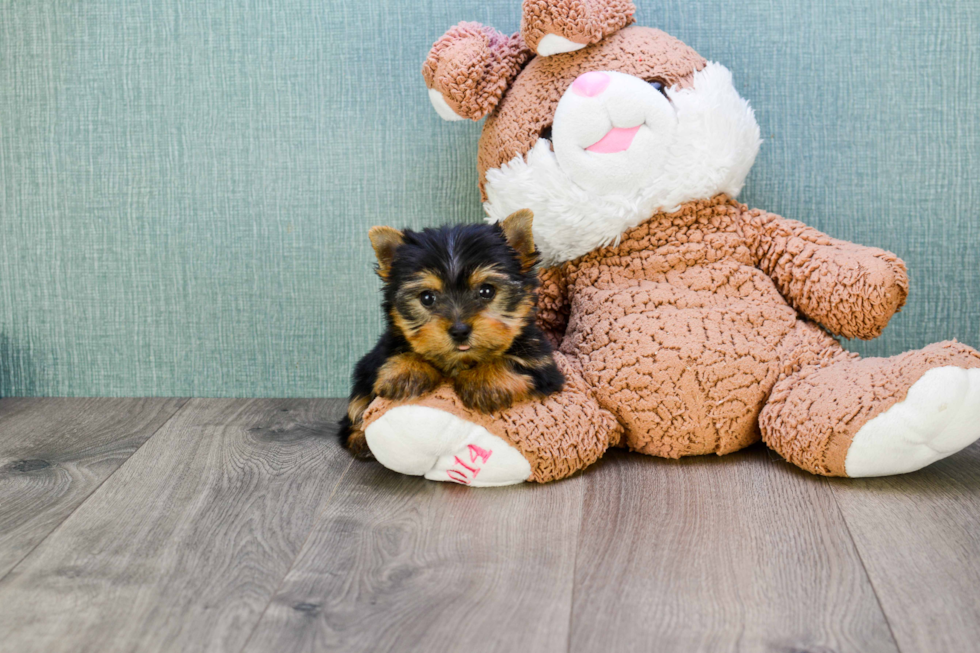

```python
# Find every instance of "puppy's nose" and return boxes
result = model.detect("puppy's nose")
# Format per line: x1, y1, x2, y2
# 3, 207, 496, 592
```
571, 71, 610, 98
448, 323, 472, 343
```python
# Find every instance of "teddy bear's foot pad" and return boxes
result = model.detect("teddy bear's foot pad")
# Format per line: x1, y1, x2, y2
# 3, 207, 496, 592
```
845, 366, 980, 477
365, 406, 531, 487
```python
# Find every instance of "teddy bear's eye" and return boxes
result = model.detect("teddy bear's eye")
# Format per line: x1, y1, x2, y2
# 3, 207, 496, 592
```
649, 80, 668, 96
539, 125, 553, 141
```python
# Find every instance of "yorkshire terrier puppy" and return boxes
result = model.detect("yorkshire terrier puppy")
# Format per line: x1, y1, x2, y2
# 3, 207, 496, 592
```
339, 209, 564, 458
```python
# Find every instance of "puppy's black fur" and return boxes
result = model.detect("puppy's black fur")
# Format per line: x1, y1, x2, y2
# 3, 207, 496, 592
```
339, 210, 564, 458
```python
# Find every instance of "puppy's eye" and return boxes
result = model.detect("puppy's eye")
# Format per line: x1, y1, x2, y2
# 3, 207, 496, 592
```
419, 290, 436, 307
649, 80, 667, 96
478, 284, 496, 300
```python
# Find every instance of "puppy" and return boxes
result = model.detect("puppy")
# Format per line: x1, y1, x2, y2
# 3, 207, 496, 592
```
339, 209, 564, 458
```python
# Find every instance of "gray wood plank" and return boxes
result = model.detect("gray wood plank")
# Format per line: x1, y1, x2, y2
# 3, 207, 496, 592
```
0, 397, 63, 426
0, 397, 187, 578
830, 441, 980, 653
568, 447, 900, 653
0, 398, 351, 653
241, 462, 584, 653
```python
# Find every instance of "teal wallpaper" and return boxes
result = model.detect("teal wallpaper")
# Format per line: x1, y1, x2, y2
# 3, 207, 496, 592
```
0, 0, 978, 397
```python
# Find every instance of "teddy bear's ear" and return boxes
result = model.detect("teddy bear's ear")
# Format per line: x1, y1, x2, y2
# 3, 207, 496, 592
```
521, 0, 636, 57
422, 22, 532, 122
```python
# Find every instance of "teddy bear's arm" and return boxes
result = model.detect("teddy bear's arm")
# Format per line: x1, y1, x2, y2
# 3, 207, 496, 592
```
749, 211, 909, 340
536, 266, 571, 349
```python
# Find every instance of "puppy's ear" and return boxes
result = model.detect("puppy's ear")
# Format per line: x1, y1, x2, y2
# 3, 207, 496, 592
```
422, 22, 532, 121
500, 209, 537, 270
368, 226, 405, 279
521, 0, 636, 57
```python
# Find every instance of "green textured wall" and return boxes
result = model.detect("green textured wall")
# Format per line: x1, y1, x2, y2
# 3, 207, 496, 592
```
0, 0, 978, 397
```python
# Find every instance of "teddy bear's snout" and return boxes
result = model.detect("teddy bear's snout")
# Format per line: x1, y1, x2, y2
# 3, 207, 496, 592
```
547, 70, 679, 196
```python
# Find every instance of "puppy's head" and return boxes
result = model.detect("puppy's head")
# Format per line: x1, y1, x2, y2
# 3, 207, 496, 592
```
369, 210, 538, 370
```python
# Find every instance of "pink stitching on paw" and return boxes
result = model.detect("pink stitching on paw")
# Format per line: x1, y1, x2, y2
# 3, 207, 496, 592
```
447, 469, 471, 485
453, 455, 479, 475
445, 446, 494, 485
468, 444, 493, 464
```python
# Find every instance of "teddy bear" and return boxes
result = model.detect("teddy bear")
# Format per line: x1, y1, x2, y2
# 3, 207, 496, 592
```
359, 0, 980, 486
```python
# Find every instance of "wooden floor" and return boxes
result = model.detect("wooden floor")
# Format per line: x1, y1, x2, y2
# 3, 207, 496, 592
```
0, 399, 978, 653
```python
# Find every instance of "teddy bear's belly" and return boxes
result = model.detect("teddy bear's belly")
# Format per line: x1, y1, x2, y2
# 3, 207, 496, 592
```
562, 262, 800, 458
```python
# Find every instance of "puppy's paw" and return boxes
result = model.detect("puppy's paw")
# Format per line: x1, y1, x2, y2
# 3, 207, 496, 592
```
373, 354, 443, 401
454, 363, 532, 413
456, 383, 520, 413
345, 427, 374, 460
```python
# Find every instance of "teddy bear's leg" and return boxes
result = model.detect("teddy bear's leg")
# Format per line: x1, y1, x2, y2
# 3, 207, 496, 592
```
760, 327, 980, 477
361, 353, 622, 486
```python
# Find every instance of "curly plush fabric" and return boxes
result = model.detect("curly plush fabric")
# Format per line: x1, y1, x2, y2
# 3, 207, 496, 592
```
542, 196, 825, 459
477, 26, 706, 197
364, 195, 980, 481
520, 0, 636, 54
422, 22, 532, 121
761, 340, 980, 475
745, 212, 909, 340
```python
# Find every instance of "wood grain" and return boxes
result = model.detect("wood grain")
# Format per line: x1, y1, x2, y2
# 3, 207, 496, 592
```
4, 397, 979, 652
831, 441, 980, 653
0, 398, 351, 653
568, 447, 900, 653
0, 397, 187, 578
241, 462, 584, 653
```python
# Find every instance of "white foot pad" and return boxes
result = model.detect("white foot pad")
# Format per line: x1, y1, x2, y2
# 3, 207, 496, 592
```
845, 366, 980, 477
365, 406, 531, 487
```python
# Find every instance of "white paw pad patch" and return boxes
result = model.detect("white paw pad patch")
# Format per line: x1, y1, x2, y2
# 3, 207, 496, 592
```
535, 34, 588, 56
845, 366, 980, 477
364, 406, 531, 487
427, 88, 465, 122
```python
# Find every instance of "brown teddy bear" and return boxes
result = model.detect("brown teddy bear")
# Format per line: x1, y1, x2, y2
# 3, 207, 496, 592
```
360, 0, 980, 486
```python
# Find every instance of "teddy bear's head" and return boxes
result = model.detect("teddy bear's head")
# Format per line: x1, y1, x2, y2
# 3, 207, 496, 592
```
423, 0, 762, 265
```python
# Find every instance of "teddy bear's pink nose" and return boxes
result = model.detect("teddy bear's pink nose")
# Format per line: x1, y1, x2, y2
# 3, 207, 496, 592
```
571, 71, 610, 98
